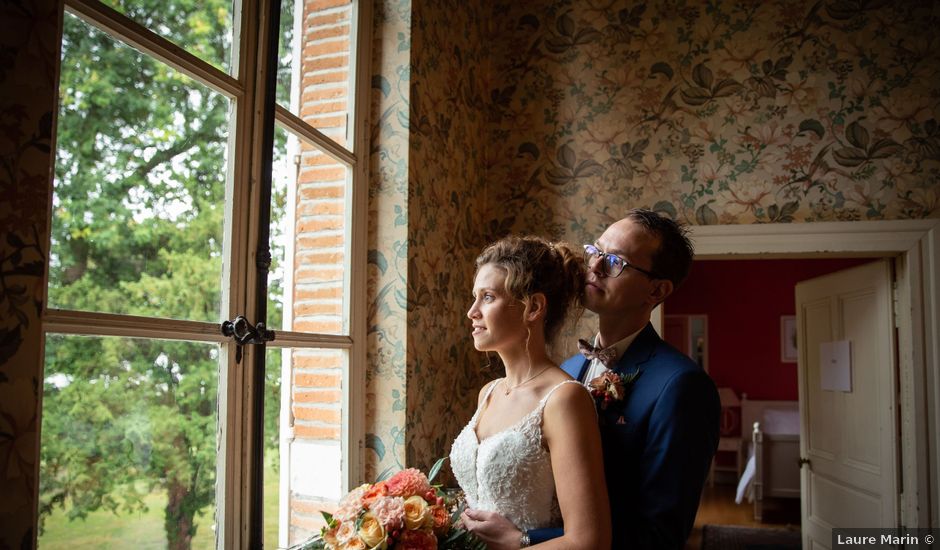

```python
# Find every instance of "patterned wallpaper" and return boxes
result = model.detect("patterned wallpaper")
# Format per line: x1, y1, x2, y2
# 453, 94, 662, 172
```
0, 0, 60, 546
405, 0, 490, 473
365, 0, 412, 481
484, 0, 940, 247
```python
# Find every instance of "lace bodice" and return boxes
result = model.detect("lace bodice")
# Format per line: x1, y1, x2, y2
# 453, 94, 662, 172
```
449, 379, 585, 531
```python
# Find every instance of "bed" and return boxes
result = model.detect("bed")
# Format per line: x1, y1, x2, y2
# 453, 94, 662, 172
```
734, 396, 801, 521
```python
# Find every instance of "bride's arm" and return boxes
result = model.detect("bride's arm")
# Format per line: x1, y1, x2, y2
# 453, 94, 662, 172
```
537, 383, 611, 549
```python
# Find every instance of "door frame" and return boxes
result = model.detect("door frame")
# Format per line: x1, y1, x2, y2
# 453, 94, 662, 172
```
688, 218, 939, 529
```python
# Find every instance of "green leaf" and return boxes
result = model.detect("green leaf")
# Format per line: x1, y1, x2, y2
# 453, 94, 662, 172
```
711, 79, 742, 98
365, 433, 386, 461
427, 457, 446, 483
798, 119, 825, 138
649, 62, 674, 80
845, 120, 870, 150
691, 62, 714, 89
868, 138, 903, 159
557, 143, 576, 169
695, 203, 718, 225
680, 87, 712, 106
557, 13, 575, 37
832, 146, 869, 167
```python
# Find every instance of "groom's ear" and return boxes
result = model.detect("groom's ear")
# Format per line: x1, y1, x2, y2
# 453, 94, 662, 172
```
525, 293, 547, 322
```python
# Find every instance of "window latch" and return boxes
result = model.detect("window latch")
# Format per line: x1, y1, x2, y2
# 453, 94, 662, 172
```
221, 315, 275, 363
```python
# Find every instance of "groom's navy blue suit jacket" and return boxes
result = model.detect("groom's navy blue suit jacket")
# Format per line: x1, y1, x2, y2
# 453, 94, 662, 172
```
533, 323, 720, 550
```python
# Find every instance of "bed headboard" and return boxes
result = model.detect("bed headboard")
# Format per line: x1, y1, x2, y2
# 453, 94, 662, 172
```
741, 395, 800, 436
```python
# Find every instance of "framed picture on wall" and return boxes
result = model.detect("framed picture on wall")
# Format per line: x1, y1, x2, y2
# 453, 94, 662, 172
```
781, 315, 798, 363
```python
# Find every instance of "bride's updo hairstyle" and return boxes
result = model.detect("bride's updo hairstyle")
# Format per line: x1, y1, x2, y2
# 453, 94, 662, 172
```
475, 235, 585, 345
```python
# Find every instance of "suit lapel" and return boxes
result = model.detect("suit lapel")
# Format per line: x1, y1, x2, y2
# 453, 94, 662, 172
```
612, 322, 659, 376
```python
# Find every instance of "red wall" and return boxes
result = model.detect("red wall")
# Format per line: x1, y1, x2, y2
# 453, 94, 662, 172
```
667, 258, 873, 402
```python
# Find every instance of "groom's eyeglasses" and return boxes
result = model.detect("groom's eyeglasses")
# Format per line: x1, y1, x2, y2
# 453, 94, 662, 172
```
583, 244, 659, 279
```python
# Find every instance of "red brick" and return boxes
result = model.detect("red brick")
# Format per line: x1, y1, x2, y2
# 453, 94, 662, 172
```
293, 353, 342, 368
294, 302, 343, 316
305, 0, 350, 12
307, 11, 348, 28
304, 114, 347, 129
297, 201, 344, 217
296, 251, 344, 266
304, 56, 349, 72
301, 86, 347, 103
304, 70, 348, 86
303, 39, 349, 58
293, 319, 343, 333
293, 405, 341, 423
300, 100, 348, 118
294, 424, 341, 440
296, 234, 345, 248
298, 185, 345, 200
305, 25, 350, 41
294, 372, 341, 387
297, 217, 344, 234
301, 167, 347, 181
295, 285, 343, 300
294, 390, 341, 403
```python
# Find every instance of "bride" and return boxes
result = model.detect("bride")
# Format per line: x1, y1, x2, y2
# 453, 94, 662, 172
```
450, 236, 611, 549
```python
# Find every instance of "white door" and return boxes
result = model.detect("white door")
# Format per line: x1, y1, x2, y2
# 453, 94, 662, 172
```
796, 260, 899, 549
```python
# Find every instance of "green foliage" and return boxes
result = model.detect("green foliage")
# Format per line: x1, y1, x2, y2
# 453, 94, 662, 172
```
41, 0, 294, 548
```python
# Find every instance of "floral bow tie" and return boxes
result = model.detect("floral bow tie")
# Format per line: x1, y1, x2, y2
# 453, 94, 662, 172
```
578, 339, 618, 367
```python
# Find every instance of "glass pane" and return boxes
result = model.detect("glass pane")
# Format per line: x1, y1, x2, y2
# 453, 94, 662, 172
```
265, 347, 345, 547
38, 334, 220, 549
49, 13, 229, 323
277, 0, 354, 148
272, 127, 349, 335
98, 0, 234, 74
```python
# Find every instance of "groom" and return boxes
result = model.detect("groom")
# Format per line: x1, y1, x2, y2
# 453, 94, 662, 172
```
463, 210, 720, 549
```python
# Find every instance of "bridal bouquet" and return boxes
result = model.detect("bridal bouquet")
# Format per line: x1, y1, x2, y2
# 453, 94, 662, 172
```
301, 459, 482, 550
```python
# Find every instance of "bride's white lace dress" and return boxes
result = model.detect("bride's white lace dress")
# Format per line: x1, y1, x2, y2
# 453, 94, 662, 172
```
449, 379, 584, 531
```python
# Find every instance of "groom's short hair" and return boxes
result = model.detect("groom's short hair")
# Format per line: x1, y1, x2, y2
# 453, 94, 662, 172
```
623, 209, 694, 289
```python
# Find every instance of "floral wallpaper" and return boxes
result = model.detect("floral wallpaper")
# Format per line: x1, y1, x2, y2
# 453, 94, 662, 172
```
365, 0, 412, 482
0, 0, 60, 547
484, 0, 940, 247
405, 0, 490, 473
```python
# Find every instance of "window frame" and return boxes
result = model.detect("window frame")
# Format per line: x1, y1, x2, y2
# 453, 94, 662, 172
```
42, 0, 370, 546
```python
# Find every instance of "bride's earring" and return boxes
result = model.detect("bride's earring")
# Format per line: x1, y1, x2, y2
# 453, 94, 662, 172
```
481, 351, 493, 370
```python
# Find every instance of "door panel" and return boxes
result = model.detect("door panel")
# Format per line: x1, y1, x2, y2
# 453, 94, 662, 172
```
796, 260, 898, 548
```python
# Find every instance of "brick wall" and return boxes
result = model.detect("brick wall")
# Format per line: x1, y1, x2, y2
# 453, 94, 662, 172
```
286, 0, 352, 544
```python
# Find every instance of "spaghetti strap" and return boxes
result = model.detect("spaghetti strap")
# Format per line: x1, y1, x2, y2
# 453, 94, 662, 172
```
536, 379, 590, 411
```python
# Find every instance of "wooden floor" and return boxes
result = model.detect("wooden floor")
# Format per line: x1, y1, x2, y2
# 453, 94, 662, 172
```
684, 483, 801, 550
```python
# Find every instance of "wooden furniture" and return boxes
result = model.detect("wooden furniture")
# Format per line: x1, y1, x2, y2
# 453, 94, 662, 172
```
737, 397, 801, 521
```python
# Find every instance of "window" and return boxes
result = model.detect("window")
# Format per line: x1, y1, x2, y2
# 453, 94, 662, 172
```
40, 0, 368, 547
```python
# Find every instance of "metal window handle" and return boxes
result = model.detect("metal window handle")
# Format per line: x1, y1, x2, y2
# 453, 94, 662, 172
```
221, 316, 275, 364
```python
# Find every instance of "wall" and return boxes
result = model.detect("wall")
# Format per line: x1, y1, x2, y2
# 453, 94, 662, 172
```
485, 0, 939, 250
0, 0, 61, 546
453, 1, 940, 412
403, 0, 490, 473
668, 258, 872, 402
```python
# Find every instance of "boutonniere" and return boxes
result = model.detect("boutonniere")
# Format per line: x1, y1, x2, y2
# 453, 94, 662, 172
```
587, 369, 640, 410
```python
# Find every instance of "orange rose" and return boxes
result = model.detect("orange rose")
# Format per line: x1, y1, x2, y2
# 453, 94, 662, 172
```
428, 504, 450, 536
362, 481, 388, 505
402, 495, 431, 530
